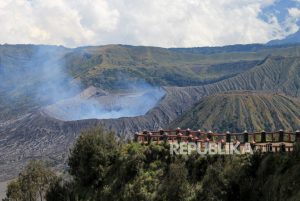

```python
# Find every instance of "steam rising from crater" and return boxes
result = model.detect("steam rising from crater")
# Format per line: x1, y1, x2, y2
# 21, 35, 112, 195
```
0, 46, 165, 120
44, 84, 165, 120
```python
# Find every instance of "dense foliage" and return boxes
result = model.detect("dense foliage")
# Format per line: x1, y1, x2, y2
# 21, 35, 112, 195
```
3, 160, 57, 201
5, 128, 300, 201
47, 128, 300, 201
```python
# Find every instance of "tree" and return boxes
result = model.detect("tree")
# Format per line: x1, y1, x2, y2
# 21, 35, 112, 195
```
157, 160, 193, 201
67, 127, 120, 198
3, 180, 22, 201
197, 160, 228, 201
3, 160, 56, 201
45, 177, 77, 201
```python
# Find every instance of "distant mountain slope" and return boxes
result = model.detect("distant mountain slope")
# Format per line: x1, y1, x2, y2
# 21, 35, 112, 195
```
169, 91, 300, 132
68, 44, 300, 88
268, 29, 300, 46
170, 44, 266, 54
170, 43, 300, 55
64, 44, 266, 89
204, 56, 300, 97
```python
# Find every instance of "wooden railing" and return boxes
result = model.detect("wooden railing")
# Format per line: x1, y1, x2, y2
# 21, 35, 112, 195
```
134, 128, 300, 153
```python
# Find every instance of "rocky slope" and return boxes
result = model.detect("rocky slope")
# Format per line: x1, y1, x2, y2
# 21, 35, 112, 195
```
169, 91, 300, 132
204, 56, 300, 97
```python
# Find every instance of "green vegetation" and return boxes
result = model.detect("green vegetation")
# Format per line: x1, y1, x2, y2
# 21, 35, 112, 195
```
6, 128, 300, 201
63, 45, 264, 89
3, 160, 57, 201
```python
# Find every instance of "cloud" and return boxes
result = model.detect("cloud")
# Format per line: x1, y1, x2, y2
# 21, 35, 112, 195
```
0, 0, 297, 47
277, 7, 300, 36
289, 7, 300, 18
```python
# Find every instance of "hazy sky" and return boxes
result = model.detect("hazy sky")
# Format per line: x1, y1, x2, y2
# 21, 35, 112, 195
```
0, 0, 299, 47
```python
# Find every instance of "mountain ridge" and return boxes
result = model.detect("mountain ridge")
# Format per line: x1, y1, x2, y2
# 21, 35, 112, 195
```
169, 91, 300, 132
268, 29, 300, 46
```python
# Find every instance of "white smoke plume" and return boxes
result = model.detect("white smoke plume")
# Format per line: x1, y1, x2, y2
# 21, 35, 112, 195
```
0, 45, 165, 120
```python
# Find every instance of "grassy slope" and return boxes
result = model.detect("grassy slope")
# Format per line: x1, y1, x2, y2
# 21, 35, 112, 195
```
170, 91, 300, 132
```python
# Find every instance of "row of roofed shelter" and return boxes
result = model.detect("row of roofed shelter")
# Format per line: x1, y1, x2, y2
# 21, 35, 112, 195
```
134, 128, 300, 153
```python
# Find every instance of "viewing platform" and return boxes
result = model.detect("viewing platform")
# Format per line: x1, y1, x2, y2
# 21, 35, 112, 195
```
134, 128, 300, 153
